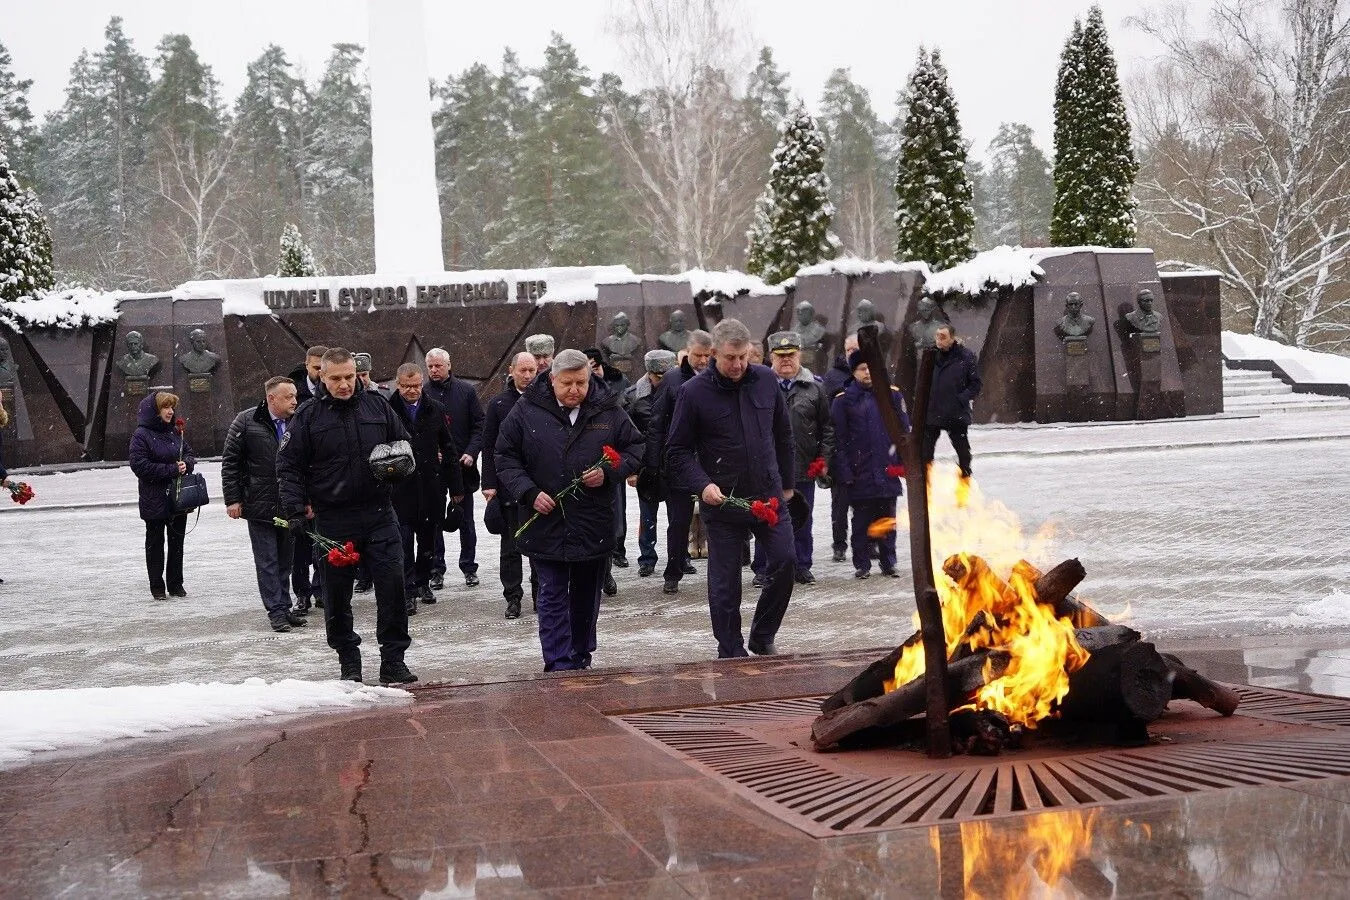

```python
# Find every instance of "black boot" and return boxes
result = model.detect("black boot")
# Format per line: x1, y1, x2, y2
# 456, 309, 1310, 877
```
338, 650, 362, 683
505, 598, 522, 619
418, 584, 436, 604
379, 658, 418, 685
405, 593, 418, 616
602, 572, 618, 596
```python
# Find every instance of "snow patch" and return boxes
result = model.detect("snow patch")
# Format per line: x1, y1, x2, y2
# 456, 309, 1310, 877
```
0, 678, 412, 767
795, 258, 930, 279
1223, 331, 1350, 387
681, 269, 780, 299
0, 287, 124, 331
1274, 590, 1350, 628
925, 246, 1045, 297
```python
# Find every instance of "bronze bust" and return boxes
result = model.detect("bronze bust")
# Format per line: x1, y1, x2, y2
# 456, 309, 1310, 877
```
178, 329, 221, 375
1125, 289, 1162, 336
658, 309, 690, 353
601, 312, 642, 373
116, 331, 159, 378
1055, 291, 1096, 339
908, 297, 945, 350
0, 335, 15, 389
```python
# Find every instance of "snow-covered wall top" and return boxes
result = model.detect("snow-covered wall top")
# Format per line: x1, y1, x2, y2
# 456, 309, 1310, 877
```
794, 258, 931, 279
604, 268, 780, 299
924, 246, 1046, 298
1223, 331, 1350, 387
0, 287, 124, 332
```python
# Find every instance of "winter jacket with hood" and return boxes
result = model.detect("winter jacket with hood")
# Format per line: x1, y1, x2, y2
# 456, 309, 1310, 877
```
129, 393, 197, 521
831, 380, 910, 501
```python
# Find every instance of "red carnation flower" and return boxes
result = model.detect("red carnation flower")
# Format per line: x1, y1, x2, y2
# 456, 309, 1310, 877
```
886, 464, 906, 478
174, 417, 186, 434
601, 445, 622, 468
7, 481, 35, 504
805, 457, 827, 480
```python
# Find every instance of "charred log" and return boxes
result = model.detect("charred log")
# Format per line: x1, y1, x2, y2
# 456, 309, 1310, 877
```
1074, 624, 1141, 653
820, 632, 923, 713
1059, 640, 1171, 745
1162, 653, 1241, 716
812, 650, 1010, 751
950, 709, 1014, 756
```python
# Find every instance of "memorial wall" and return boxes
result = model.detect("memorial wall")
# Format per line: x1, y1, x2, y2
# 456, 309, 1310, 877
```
0, 251, 1223, 468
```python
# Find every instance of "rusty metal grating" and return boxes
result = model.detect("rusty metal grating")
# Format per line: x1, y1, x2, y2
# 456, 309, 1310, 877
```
616, 685, 1350, 837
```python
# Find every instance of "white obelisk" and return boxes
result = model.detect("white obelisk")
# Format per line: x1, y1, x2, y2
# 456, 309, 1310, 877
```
367, 0, 444, 273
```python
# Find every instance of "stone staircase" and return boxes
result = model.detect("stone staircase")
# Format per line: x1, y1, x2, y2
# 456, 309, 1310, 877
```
1223, 366, 1350, 414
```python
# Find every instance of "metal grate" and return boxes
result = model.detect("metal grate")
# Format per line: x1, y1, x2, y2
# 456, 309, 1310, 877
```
616, 686, 1350, 837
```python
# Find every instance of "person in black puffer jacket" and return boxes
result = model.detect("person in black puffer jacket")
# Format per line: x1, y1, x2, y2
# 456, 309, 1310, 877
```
494, 349, 644, 672
129, 391, 196, 601
923, 324, 982, 478
222, 376, 308, 632
481, 351, 539, 619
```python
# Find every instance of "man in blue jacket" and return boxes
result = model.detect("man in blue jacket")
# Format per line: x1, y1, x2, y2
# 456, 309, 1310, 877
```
922, 324, 982, 478
666, 319, 796, 659
424, 348, 485, 589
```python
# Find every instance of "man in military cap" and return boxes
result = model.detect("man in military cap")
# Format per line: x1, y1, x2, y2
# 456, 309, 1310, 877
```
525, 334, 555, 372
354, 352, 394, 400
765, 330, 833, 585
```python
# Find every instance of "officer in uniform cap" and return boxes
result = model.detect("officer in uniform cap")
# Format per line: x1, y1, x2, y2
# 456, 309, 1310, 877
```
524, 334, 556, 371
354, 352, 393, 400
276, 347, 417, 685
764, 330, 833, 585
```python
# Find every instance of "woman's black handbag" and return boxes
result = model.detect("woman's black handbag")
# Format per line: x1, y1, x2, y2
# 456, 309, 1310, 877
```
171, 472, 210, 514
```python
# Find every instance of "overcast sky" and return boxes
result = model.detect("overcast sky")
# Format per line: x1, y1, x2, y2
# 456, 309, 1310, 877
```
6, 0, 1179, 154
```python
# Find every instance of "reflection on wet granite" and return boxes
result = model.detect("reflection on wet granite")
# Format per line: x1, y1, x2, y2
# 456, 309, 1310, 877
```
6, 643, 1350, 897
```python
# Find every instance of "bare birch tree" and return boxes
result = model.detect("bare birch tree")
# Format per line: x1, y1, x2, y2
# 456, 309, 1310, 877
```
606, 0, 765, 270
144, 126, 243, 283
1130, 0, 1350, 348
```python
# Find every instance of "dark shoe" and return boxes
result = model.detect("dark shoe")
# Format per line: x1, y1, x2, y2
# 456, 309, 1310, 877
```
505, 599, 522, 619
832, 549, 847, 563
854, 569, 871, 579
151, 591, 168, 602
354, 579, 372, 593
464, 573, 480, 587
292, 597, 312, 616
168, 588, 187, 598
379, 660, 418, 685
959, 466, 973, 479
751, 573, 765, 589
795, 569, 816, 585
603, 573, 618, 596
418, 585, 436, 604
285, 611, 308, 627
314, 595, 324, 609
638, 564, 655, 578
429, 573, 444, 590
611, 555, 629, 568
270, 618, 292, 633
338, 651, 362, 683
662, 579, 679, 594
748, 639, 777, 656
405, 596, 418, 616
682, 559, 697, 575
880, 568, 900, 578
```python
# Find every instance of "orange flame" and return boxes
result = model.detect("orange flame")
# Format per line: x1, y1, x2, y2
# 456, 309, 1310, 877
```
958, 808, 1100, 899
883, 467, 1088, 727
866, 517, 897, 538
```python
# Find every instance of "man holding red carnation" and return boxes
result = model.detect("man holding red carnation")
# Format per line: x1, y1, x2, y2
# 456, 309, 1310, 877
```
666, 318, 797, 659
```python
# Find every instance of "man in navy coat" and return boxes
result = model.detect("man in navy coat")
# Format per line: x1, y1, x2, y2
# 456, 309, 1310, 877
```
424, 347, 485, 588
666, 319, 796, 659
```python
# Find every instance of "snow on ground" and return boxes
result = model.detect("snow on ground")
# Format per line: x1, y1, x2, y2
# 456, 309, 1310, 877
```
1223, 331, 1350, 386
0, 678, 411, 767
1276, 591, 1350, 629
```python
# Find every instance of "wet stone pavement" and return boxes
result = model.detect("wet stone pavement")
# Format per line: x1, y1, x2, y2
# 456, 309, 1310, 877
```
2, 411, 1350, 896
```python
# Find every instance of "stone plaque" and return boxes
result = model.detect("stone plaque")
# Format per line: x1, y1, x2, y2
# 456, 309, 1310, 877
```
1139, 335, 1162, 355
1064, 336, 1088, 357
188, 374, 213, 394
124, 377, 149, 396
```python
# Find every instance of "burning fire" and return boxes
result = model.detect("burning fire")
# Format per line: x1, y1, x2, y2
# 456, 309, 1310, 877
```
956, 808, 1101, 899
883, 466, 1089, 728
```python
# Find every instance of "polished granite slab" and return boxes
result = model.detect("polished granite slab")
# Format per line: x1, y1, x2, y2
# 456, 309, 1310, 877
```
4, 643, 1350, 898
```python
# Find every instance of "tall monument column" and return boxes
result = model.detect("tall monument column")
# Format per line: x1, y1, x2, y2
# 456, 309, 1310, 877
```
367, 0, 445, 273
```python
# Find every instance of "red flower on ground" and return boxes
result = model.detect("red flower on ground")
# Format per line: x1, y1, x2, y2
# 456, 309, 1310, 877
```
885, 464, 906, 478
805, 457, 827, 480
601, 445, 622, 468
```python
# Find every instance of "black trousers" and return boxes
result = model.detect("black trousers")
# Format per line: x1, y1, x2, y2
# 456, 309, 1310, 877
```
398, 515, 437, 592
291, 529, 320, 601
663, 491, 695, 582
315, 504, 410, 661
500, 502, 537, 605
922, 424, 973, 475
830, 482, 850, 553
144, 514, 187, 595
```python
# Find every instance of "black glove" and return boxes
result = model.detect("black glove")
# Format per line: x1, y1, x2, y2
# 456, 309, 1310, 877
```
286, 515, 308, 533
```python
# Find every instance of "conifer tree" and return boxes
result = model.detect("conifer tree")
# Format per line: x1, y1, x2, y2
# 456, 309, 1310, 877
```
745, 104, 837, 285
0, 150, 55, 303
820, 68, 893, 258
894, 48, 974, 269
1051, 5, 1138, 247
0, 39, 36, 182
276, 222, 318, 277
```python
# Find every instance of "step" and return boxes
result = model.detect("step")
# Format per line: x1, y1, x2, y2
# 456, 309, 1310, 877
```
1224, 382, 1294, 397
1223, 394, 1350, 413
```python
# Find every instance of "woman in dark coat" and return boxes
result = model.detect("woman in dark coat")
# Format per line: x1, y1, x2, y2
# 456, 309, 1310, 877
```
495, 349, 644, 672
831, 351, 910, 579
129, 391, 196, 600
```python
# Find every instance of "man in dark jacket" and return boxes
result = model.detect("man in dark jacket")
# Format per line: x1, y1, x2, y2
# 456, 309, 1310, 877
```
822, 333, 858, 564
223, 376, 309, 633
423, 347, 485, 589
276, 347, 416, 686
922, 324, 982, 478
289, 345, 327, 404
389, 363, 465, 614
666, 319, 796, 659
482, 351, 539, 619
622, 349, 676, 578
494, 349, 645, 672
767, 331, 834, 585
646, 329, 712, 593
288, 345, 327, 609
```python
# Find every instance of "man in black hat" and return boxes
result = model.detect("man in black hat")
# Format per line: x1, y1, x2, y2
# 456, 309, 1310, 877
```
765, 330, 833, 585
276, 347, 417, 685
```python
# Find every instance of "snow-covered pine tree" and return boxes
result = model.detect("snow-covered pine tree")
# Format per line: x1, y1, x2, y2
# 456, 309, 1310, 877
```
1051, 5, 1138, 247
276, 222, 319, 277
894, 48, 975, 269
745, 103, 837, 285
0, 149, 54, 303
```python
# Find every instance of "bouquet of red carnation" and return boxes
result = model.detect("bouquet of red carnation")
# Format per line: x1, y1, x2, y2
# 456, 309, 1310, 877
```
805, 457, 827, 480
514, 444, 623, 540
7, 481, 35, 505
723, 493, 780, 526
885, 464, 906, 479
273, 517, 362, 566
